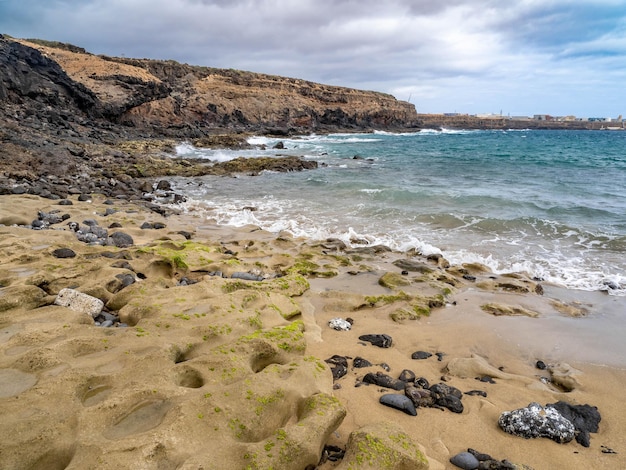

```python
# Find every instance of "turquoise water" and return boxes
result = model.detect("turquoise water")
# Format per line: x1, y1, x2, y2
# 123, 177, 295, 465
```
173, 129, 626, 295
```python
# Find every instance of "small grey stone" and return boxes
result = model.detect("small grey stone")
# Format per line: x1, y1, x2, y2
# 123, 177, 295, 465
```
411, 350, 432, 360
100, 320, 113, 327
450, 451, 479, 470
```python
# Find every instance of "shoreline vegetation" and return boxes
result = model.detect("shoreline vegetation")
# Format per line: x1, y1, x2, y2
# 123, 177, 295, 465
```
1, 34, 625, 469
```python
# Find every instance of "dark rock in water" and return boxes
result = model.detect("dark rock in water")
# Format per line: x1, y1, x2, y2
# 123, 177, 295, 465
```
449, 451, 479, 470
363, 372, 405, 390
536, 360, 547, 370
358, 334, 392, 348
498, 402, 575, 444
411, 350, 432, 360
52, 247, 76, 258
156, 180, 172, 191
404, 384, 434, 408
379, 394, 417, 416
398, 369, 416, 382
547, 401, 601, 447
325, 355, 348, 381
353, 357, 372, 368
108, 232, 134, 248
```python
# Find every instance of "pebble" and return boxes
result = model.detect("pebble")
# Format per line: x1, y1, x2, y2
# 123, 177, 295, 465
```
363, 372, 405, 390
398, 369, 416, 382
358, 334, 392, 348
52, 247, 76, 258
353, 357, 372, 368
379, 394, 417, 416
536, 360, 547, 370
411, 350, 432, 360
449, 451, 479, 470
325, 355, 348, 381
328, 318, 352, 331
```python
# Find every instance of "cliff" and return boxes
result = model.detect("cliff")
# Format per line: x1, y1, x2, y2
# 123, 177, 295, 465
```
3, 36, 418, 137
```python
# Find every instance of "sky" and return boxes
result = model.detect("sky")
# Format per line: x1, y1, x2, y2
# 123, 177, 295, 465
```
1, 0, 626, 117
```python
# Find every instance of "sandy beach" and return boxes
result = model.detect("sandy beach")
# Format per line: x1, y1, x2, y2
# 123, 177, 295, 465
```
1, 193, 625, 469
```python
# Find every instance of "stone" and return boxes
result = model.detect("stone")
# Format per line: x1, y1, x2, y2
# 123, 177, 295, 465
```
404, 384, 434, 408
52, 247, 76, 258
380, 394, 417, 416
328, 317, 352, 331
108, 231, 134, 248
353, 357, 372, 368
450, 451, 479, 470
358, 334, 392, 348
411, 350, 432, 360
398, 369, 416, 382
54, 288, 104, 318
547, 401, 601, 447
498, 402, 575, 444
363, 372, 405, 390
325, 355, 348, 381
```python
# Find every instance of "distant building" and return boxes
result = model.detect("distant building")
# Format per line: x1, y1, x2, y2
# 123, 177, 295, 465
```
533, 114, 554, 121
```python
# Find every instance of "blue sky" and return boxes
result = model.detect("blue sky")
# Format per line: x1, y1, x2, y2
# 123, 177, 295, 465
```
1, 0, 626, 117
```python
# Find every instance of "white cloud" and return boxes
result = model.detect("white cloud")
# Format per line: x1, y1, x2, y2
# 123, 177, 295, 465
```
1, 0, 626, 116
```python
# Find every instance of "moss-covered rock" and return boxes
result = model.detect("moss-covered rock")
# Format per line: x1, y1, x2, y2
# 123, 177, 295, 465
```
481, 303, 539, 318
378, 272, 411, 289
336, 422, 429, 470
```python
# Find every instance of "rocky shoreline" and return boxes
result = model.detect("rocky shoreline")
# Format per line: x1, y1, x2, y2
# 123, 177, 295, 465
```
1, 191, 624, 469
2, 33, 625, 470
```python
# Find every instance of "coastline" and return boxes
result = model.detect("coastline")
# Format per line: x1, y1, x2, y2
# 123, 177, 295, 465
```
1, 194, 625, 469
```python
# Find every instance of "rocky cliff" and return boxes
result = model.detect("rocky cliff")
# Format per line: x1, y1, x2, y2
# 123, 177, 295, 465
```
2, 36, 418, 137
0, 34, 419, 198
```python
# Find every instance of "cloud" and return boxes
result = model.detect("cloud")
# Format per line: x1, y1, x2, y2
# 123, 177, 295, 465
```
1, 0, 626, 116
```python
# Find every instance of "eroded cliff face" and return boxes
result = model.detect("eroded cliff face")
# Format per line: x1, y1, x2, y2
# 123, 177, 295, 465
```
8, 37, 418, 135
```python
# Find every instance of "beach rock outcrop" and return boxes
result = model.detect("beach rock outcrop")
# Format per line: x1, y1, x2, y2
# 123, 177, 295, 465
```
335, 422, 429, 470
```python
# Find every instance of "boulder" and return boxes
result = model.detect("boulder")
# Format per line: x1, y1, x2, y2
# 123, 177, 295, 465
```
498, 402, 575, 444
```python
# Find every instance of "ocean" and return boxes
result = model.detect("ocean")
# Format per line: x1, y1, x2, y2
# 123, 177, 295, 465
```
171, 129, 626, 297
